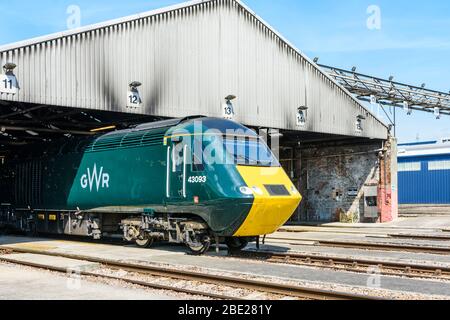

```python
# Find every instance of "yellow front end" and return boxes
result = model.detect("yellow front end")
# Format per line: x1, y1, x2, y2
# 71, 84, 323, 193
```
233, 166, 302, 237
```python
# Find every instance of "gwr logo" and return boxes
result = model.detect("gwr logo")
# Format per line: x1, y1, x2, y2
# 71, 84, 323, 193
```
80, 164, 110, 192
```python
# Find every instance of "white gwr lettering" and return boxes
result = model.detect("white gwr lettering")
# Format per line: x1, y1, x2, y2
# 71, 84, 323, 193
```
80, 164, 110, 192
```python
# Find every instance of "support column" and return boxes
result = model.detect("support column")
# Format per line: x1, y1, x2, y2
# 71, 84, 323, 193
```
378, 136, 398, 223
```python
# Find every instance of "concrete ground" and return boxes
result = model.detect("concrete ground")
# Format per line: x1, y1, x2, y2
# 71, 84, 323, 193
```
276, 216, 450, 250
0, 262, 177, 300
399, 205, 450, 216
286, 215, 450, 230
1, 230, 450, 298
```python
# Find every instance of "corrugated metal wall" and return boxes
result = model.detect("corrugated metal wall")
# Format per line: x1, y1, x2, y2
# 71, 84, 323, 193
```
398, 154, 450, 204
0, 0, 387, 139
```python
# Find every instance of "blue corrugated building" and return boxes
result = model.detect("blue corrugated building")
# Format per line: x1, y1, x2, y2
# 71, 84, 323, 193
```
398, 139, 450, 204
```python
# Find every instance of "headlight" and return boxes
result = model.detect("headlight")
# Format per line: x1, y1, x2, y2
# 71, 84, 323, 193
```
252, 186, 264, 195
239, 187, 254, 195
290, 186, 298, 194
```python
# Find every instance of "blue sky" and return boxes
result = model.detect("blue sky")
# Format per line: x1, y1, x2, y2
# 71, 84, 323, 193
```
0, 0, 449, 143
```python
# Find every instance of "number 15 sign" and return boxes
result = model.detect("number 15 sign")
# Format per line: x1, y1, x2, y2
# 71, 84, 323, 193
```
0, 74, 19, 95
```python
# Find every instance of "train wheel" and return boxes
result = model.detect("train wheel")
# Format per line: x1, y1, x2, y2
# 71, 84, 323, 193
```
186, 234, 211, 255
225, 237, 249, 252
135, 237, 154, 248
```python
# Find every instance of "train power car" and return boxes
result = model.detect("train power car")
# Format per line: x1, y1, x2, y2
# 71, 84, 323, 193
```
0, 117, 302, 254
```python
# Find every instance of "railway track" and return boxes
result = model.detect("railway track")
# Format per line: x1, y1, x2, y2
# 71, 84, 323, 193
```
233, 250, 450, 280
388, 234, 450, 241
278, 227, 450, 239
267, 236, 450, 255
0, 246, 376, 300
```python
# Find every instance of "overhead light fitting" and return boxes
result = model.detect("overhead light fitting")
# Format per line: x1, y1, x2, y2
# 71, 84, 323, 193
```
370, 95, 377, 104
356, 115, 365, 133
296, 106, 308, 127
313, 57, 319, 63
129, 81, 142, 89
434, 107, 441, 120
351, 66, 357, 72
403, 101, 412, 115
389, 76, 394, 82
3, 62, 16, 73
225, 95, 236, 101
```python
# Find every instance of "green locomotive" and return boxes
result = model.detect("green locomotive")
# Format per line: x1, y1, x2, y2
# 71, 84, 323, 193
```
0, 117, 302, 254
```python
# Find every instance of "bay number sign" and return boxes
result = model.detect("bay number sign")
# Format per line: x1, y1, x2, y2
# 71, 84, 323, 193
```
127, 90, 142, 108
0, 74, 19, 95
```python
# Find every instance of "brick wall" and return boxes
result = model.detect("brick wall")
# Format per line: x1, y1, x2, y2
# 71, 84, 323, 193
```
288, 141, 390, 223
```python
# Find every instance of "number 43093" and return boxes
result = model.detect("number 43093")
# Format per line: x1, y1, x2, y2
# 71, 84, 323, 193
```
188, 176, 207, 184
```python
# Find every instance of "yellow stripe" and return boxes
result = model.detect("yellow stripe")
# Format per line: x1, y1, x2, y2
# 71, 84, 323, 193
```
233, 166, 302, 237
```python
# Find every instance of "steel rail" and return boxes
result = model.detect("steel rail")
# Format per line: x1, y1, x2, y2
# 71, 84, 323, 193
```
0, 254, 237, 300
235, 250, 450, 280
388, 234, 450, 241
0, 246, 377, 300
267, 237, 450, 255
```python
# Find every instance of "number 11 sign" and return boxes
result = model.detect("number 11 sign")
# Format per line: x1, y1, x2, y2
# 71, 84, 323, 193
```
0, 74, 19, 95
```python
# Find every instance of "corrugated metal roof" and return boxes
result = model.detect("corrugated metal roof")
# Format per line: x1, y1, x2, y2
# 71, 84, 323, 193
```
0, 0, 388, 139
0, 1, 206, 52
398, 140, 438, 147
398, 140, 450, 158
398, 148, 450, 158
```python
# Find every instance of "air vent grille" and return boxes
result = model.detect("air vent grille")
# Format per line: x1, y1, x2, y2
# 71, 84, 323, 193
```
85, 132, 164, 152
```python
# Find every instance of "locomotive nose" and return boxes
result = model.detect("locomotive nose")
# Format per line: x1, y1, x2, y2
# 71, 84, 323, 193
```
233, 166, 302, 237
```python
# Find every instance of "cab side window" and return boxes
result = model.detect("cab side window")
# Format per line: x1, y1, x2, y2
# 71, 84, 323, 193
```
192, 150, 205, 172
172, 143, 184, 173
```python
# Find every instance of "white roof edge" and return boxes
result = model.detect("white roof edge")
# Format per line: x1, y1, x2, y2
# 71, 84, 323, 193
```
398, 149, 450, 158
0, 0, 387, 131
0, 0, 206, 52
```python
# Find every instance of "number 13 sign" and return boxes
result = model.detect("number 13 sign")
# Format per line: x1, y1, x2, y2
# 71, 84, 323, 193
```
0, 74, 19, 95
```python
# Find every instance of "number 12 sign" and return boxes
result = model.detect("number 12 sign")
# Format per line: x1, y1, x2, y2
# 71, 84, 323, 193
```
127, 90, 142, 108
0, 74, 19, 95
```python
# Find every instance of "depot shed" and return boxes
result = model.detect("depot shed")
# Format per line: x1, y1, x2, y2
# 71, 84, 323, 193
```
0, 0, 396, 223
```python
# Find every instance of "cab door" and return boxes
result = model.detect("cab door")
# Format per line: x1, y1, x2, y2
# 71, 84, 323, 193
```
166, 142, 187, 200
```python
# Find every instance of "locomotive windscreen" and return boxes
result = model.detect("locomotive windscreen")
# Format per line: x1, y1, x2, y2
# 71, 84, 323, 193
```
223, 137, 280, 167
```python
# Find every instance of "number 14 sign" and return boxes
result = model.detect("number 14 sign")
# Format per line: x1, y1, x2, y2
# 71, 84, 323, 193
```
0, 74, 19, 95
